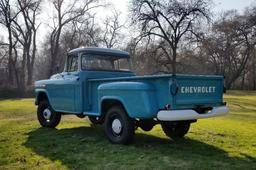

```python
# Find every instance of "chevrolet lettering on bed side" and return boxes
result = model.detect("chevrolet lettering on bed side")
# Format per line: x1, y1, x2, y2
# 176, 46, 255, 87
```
180, 86, 216, 94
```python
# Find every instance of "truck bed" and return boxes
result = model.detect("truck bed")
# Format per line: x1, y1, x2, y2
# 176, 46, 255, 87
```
87, 74, 224, 115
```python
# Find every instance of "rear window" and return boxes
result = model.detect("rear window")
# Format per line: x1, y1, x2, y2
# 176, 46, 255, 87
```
81, 54, 130, 71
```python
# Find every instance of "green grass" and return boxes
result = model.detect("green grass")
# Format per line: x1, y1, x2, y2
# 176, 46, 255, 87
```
0, 91, 256, 170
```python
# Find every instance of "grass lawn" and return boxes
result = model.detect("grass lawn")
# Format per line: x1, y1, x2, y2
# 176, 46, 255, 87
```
0, 91, 255, 169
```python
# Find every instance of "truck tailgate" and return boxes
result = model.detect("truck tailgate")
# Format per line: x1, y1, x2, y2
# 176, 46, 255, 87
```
175, 75, 224, 108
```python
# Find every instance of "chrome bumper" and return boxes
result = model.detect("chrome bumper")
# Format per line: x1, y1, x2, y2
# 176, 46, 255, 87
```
157, 106, 229, 121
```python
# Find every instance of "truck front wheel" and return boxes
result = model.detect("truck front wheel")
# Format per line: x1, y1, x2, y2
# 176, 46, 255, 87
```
104, 105, 135, 144
37, 100, 61, 128
161, 121, 190, 140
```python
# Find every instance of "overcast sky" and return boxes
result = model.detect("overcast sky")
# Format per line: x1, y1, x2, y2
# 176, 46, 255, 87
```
213, 0, 256, 12
109, 0, 256, 22
1, 0, 256, 44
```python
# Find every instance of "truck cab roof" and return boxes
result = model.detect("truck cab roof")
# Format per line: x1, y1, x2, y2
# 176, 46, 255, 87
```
68, 47, 130, 58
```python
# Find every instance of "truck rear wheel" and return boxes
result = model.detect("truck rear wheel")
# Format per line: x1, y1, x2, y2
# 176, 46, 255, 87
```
161, 121, 190, 140
37, 100, 61, 128
104, 105, 135, 144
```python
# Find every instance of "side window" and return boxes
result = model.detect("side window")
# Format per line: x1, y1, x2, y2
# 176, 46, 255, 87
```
67, 55, 78, 72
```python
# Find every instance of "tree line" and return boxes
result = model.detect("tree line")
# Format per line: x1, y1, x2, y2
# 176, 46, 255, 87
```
0, 0, 256, 96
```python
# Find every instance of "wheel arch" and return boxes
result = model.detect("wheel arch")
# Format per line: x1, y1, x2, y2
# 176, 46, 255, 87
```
100, 97, 130, 119
35, 89, 51, 105
35, 90, 49, 105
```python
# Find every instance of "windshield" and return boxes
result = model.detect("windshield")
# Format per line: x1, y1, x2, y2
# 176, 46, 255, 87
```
66, 55, 78, 72
81, 54, 130, 71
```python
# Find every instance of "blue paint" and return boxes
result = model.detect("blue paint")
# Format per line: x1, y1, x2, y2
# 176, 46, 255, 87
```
35, 47, 225, 119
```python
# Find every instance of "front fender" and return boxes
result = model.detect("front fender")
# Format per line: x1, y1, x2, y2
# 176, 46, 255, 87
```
98, 82, 158, 119
34, 88, 50, 105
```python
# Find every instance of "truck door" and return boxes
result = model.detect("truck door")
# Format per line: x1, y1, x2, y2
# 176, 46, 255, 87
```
48, 54, 79, 113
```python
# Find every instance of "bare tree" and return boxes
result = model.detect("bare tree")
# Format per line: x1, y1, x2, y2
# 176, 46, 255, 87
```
12, 0, 41, 86
131, 0, 211, 74
0, 0, 19, 85
61, 21, 85, 51
0, 36, 8, 66
0, 0, 41, 93
246, 7, 256, 90
85, 16, 102, 47
200, 10, 256, 89
102, 10, 124, 48
251, 48, 256, 89
47, 0, 101, 77
61, 16, 102, 50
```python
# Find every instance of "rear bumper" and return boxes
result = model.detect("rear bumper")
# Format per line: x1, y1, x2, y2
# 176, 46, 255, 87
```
157, 106, 229, 121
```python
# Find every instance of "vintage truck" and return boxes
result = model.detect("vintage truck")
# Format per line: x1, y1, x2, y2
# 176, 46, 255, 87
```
34, 47, 228, 144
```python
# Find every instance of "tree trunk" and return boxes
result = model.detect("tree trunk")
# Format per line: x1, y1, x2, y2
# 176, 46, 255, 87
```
253, 51, 256, 90
241, 71, 245, 90
27, 31, 37, 86
226, 80, 232, 90
27, 64, 33, 86
13, 47, 25, 97
7, 24, 13, 85
172, 47, 177, 74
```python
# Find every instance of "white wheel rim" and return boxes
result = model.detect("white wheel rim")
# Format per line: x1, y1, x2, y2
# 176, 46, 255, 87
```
43, 108, 51, 121
112, 118, 122, 134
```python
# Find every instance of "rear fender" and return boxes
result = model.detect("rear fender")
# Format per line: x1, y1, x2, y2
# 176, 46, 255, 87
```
98, 82, 158, 119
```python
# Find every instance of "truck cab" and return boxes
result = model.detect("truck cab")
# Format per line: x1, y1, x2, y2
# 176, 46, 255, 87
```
35, 47, 228, 144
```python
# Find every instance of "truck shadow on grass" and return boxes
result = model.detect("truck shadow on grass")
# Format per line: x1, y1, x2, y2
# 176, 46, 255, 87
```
24, 126, 255, 169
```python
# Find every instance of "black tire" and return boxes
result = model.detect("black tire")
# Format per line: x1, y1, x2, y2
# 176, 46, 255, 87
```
104, 105, 135, 144
161, 121, 190, 140
37, 100, 61, 128
139, 120, 155, 131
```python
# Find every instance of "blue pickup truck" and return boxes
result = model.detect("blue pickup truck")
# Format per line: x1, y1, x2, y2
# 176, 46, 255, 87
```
34, 47, 228, 144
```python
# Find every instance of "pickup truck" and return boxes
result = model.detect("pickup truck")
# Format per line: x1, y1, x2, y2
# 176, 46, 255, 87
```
34, 47, 229, 144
